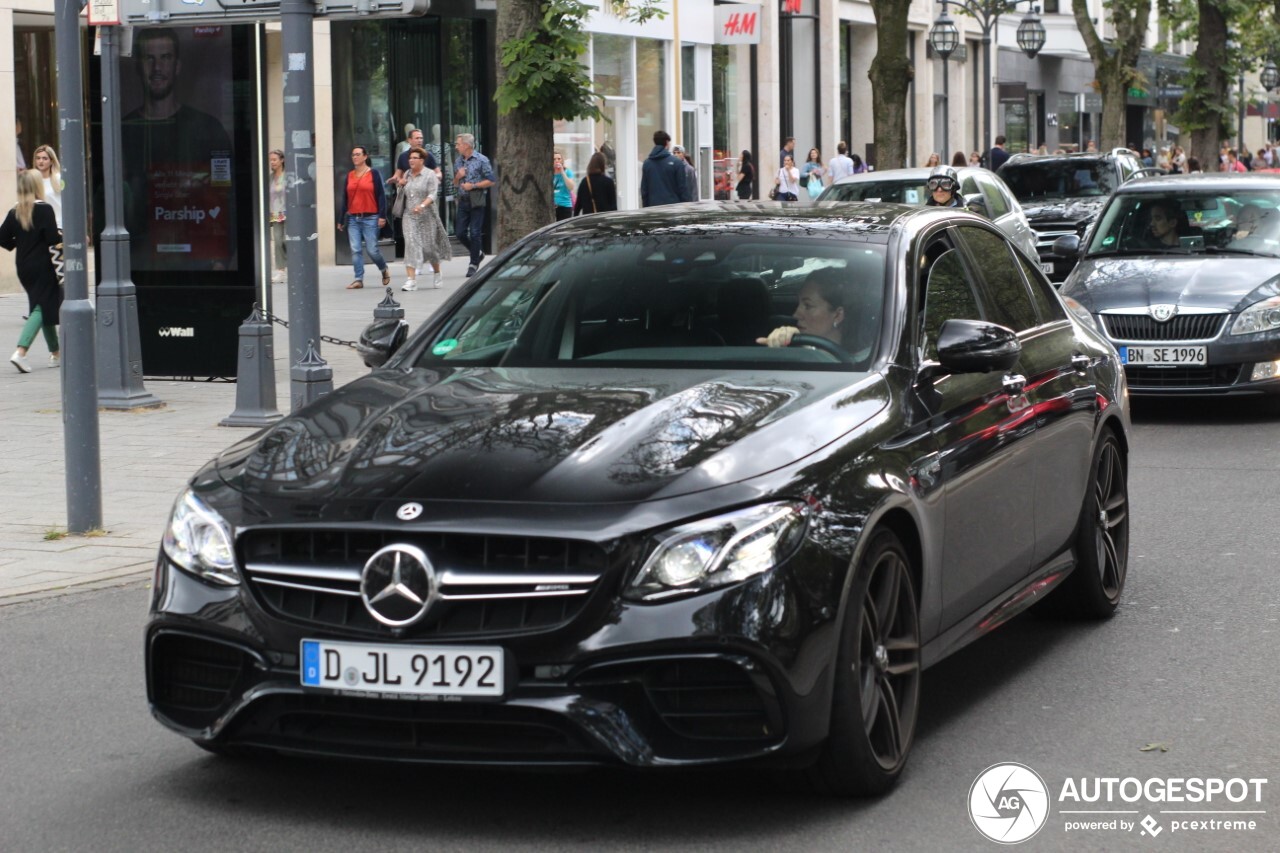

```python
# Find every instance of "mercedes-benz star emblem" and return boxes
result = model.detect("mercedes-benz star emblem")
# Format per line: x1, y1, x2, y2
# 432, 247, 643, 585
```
1149, 304, 1178, 322
396, 502, 424, 521
360, 544, 436, 627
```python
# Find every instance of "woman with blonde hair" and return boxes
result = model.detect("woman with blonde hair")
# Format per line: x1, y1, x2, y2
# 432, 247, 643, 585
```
1, 170, 61, 372
32, 144, 62, 227
923, 152, 941, 168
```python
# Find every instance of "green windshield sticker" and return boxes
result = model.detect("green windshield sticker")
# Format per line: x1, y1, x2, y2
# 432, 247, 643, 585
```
432, 338, 459, 356
1102, 236, 1116, 245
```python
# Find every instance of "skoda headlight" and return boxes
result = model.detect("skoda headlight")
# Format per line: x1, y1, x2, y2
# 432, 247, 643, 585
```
625, 502, 808, 602
1230, 295, 1280, 335
1061, 295, 1099, 333
162, 488, 238, 585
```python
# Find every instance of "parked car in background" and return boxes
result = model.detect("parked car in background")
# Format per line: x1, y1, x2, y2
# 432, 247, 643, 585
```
817, 167, 1039, 263
998, 148, 1146, 283
1054, 172, 1280, 401
147, 203, 1131, 797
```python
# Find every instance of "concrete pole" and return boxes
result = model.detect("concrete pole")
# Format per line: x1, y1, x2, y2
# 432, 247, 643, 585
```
281, 0, 332, 409
56, 1, 103, 533
97, 24, 162, 410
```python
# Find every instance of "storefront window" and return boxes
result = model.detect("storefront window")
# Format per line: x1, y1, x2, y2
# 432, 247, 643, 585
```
14, 29, 58, 165
1003, 101, 1029, 153
1057, 92, 1080, 151
636, 38, 667, 160
682, 44, 696, 101
594, 34, 633, 98
713, 44, 744, 200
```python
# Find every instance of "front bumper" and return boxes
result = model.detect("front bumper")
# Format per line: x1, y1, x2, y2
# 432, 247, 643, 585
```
145, 553, 840, 767
1103, 327, 1280, 397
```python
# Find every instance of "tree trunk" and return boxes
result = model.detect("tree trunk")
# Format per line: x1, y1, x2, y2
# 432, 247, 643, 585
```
1188, 1, 1230, 171
495, 0, 554, 251
1072, 0, 1151, 152
868, 0, 910, 170
1097, 73, 1129, 152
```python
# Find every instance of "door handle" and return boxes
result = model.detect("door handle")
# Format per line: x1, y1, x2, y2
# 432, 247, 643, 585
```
1002, 373, 1027, 395
1071, 353, 1091, 372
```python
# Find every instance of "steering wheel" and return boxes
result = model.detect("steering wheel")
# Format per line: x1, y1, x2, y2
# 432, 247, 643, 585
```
788, 333, 854, 364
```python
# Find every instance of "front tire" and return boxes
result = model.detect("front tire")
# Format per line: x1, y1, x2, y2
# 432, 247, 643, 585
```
809, 529, 921, 797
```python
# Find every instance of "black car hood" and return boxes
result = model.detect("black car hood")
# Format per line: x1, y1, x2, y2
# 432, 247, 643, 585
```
1021, 197, 1106, 224
1062, 254, 1280, 312
214, 367, 888, 505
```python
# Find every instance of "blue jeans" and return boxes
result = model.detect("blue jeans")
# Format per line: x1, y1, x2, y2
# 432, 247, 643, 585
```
345, 214, 387, 281
456, 202, 485, 266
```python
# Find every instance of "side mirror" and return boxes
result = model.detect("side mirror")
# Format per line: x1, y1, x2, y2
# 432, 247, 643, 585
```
1052, 234, 1081, 257
963, 193, 990, 218
934, 319, 1021, 374
357, 318, 409, 368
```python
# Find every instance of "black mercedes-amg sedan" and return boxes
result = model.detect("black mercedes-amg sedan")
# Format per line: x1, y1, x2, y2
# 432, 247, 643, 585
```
147, 203, 1131, 796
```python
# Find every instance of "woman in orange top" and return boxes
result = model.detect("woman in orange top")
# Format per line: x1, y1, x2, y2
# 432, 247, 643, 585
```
336, 145, 390, 289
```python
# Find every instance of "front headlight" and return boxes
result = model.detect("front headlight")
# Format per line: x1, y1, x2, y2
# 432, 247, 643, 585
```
1230, 295, 1280, 335
625, 502, 809, 602
162, 488, 238, 586
1061, 295, 1099, 333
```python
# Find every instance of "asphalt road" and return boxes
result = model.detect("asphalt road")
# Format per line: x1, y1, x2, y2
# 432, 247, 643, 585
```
2, 396, 1277, 853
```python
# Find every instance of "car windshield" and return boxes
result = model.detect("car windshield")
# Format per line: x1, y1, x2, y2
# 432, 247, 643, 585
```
411, 233, 888, 371
823, 180, 933, 205
1000, 160, 1115, 200
1086, 189, 1280, 257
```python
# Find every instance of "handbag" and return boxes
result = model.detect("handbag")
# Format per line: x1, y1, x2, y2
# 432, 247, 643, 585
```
467, 188, 487, 208
391, 189, 406, 218
50, 234, 64, 286
769, 185, 779, 201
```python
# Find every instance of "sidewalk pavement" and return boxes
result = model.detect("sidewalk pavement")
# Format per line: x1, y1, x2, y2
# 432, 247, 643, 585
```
0, 254, 478, 601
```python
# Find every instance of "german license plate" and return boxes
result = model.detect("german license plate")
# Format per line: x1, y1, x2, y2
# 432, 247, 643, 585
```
301, 639, 505, 697
1119, 345, 1206, 366
1040, 261, 1055, 274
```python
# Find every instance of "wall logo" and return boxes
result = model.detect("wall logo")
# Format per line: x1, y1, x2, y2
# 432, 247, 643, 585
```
969, 762, 1051, 844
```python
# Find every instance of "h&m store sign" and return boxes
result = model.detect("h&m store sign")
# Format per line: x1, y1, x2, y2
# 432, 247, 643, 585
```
716, 1, 814, 45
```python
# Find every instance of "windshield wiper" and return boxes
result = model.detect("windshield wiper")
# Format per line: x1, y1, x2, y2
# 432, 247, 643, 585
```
1202, 246, 1272, 257
1085, 247, 1187, 258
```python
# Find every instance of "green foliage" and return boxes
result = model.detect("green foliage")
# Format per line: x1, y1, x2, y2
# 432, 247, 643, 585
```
495, 0, 665, 122
1174, 57, 1234, 137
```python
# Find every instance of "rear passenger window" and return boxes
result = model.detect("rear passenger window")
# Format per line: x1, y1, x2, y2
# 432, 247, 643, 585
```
978, 176, 1011, 218
956, 226, 1040, 332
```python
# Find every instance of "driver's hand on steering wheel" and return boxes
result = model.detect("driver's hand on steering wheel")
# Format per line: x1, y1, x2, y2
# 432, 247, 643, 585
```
757, 325, 799, 347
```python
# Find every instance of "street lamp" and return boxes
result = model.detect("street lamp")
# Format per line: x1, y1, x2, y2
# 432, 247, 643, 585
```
1262, 60, 1280, 92
930, 0, 1047, 167
928, 9, 960, 158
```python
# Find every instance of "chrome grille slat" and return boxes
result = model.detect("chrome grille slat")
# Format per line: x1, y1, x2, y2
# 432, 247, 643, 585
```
238, 530, 608, 637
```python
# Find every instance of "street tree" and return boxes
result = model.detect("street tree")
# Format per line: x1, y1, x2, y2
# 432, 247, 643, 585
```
867, 0, 911, 170
495, 0, 663, 250
1071, 0, 1153, 151
1166, 0, 1278, 170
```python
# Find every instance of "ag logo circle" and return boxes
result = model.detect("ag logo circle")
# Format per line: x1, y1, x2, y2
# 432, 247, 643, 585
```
968, 762, 1050, 844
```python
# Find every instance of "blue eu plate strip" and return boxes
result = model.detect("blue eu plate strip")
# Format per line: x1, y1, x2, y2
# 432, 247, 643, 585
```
302, 641, 320, 685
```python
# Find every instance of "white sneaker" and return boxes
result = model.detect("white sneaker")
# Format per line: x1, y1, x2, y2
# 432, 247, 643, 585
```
49, 353, 60, 368
432, 273, 443, 289
10, 350, 31, 373
401, 279, 418, 292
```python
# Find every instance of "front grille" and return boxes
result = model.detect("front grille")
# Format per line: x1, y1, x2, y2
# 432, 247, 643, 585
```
1125, 364, 1244, 388
1032, 226, 1079, 250
150, 633, 255, 729
1103, 313, 1226, 342
239, 530, 609, 638
642, 659, 776, 741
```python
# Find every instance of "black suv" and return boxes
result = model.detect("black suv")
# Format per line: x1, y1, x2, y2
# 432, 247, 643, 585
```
998, 149, 1146, 283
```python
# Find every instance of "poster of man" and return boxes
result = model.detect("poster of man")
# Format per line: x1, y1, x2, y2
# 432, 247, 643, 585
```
120, 26, 236, 272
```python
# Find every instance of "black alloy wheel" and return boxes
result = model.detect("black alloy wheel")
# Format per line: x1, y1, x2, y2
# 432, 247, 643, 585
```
810, 529, 921, 796
1055, 431, 1129, 618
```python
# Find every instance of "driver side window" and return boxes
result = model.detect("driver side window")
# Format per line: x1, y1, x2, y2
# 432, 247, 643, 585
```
920, 244, 983, 361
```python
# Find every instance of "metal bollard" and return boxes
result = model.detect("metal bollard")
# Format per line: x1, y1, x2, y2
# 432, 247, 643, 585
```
221, 303, 283, 428
290, 339, 333, 412
374, 286, 405, 320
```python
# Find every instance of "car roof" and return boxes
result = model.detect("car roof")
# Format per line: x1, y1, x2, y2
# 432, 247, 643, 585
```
1003, 151, 1127, 165
830, 166, 993, 187
539, 200, 936, 241
1112, 172, 1280, 194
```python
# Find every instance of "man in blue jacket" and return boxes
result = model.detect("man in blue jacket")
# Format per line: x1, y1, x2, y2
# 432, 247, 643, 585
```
641, 130, 693, 207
